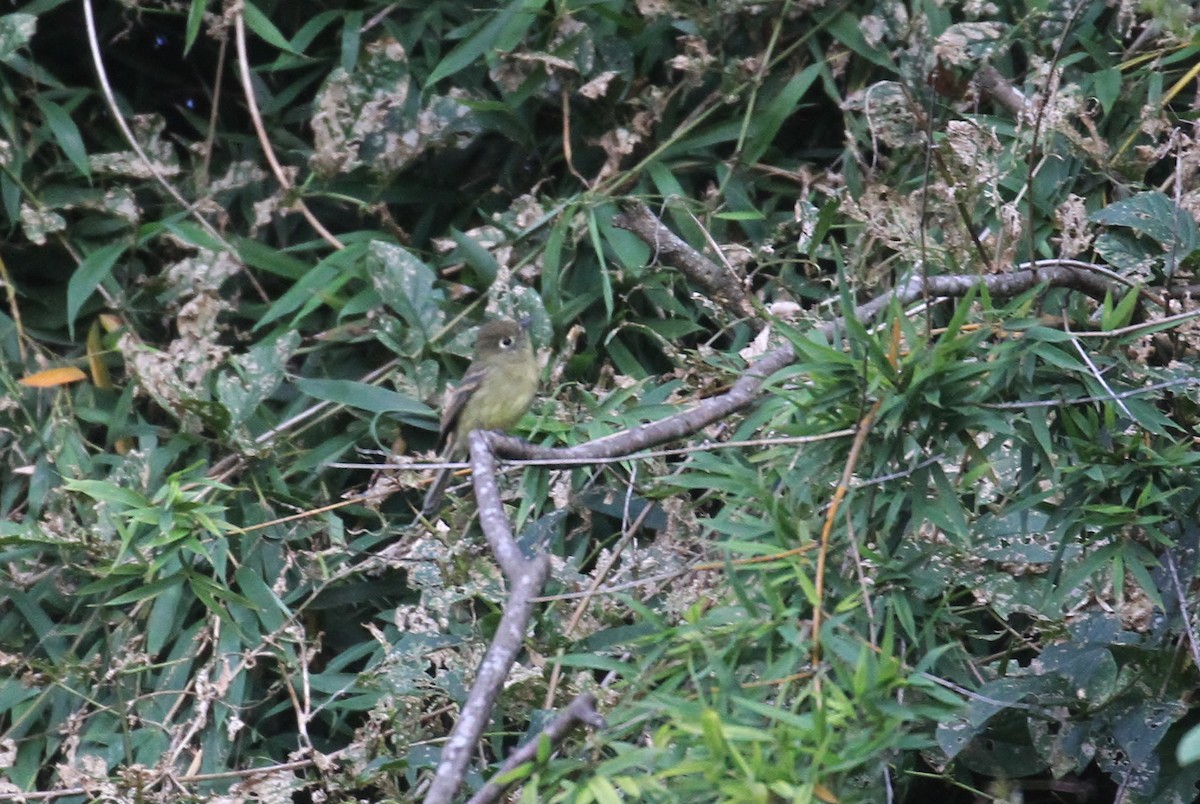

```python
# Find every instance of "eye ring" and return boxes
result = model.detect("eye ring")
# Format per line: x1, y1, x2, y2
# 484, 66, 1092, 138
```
499, 336, 514, 348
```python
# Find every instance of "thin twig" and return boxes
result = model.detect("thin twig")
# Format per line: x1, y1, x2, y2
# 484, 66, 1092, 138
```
1062, 312, 1134, 419
1163, 551, 1200, 672
981, 378, 1198, 410
811, 401, 881, 665
232, 7, 345, 251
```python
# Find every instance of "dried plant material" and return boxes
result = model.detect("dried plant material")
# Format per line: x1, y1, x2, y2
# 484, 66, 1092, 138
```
209, 159, 268, 194
88, 115, 181, 179
933, 22, 1009, 67
1054, 194, 1092, 258
593, 126, 643, 185
117, 250, 246, 433
310, 39, 478, 178
579, 70, 620, 99
840, 183, 924, 254
214, 768, 306, 804
18, 204, 66, 245
668, 36, 716, 85
943, 119, 1001, 173
509, 50, 578, 75
963, 0, 1000, 16
843, 81, 922, 149
860, 16, 887, 48
636, 0, 671, 16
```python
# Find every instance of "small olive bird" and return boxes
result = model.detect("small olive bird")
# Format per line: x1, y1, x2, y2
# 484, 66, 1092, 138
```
421, 318, 538, 515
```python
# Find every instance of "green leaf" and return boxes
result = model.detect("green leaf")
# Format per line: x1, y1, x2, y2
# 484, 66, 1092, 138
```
541, 213, 568, 315
823, 10, 896, 71
105, 573, 184, 607
712, 210, 767, 221
146, 570, 186, 655
217, 332, 301, 426
584, 774, 624, 804
1093, 230, 1155, 273
0, 13, 36, 63
1101, 286, 1139, 331
9, 590, 67, 663
1090, 191, 1197, 248
184, 0, 207, 54
294, 377, 435, 421
600, 208, 649, 270
1032, 342, 1086, 372
67, 243, 126, 338
1178, 723, 1200, 765
1090, 191, 1200, 275
268, 242, 367, 332
450, 228, 500, 287
235, 564, 289, 632
535, 733, 551, 765
34, 97, 89, 178
66, 478, 150, 509
242, 1, 301, 54
1092, 67, 1121, 115
234, 236, 311, 279
368, 240, 445, 350
586, 209, 613, 318
254, 263, 340, 331
495, 759, 535, 786
742, 63, 821, 165
425, 0, 546, 87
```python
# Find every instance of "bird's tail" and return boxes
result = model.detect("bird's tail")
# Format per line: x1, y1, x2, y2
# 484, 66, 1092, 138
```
421, 466, 454, 515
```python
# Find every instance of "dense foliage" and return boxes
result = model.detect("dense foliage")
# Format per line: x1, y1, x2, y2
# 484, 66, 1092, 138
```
2, 0, 1200, 802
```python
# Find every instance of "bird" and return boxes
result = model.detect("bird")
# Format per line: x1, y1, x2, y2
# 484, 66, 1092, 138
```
421, 317, 538, 515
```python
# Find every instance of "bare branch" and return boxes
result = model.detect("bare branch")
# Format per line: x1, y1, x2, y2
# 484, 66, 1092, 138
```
975, 64, 1030, 119
422, 433, 552, 804
612, 201, 759, 326
489, 263, 1122, 465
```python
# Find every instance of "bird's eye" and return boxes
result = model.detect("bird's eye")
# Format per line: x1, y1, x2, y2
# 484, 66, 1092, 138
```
499, 336, 514, 348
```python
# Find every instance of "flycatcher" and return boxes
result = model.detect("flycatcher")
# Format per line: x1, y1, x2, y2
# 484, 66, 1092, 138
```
421, 317, 538, 515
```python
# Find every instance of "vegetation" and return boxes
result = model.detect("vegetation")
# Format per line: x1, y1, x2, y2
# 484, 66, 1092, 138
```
2, 0, 1200, 802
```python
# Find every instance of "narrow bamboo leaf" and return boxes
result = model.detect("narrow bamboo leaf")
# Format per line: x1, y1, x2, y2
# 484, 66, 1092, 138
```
450, 228, 500, 287
242, 1, 301, 54
66, 478, 150, 509
67, 243, 126, 338
540, 213, 568, 314
105, 574, 184, 607
586, 209, 613, 318
743, 63, 821, 165
424, 0, 544, 87
34, 97, 89, 178
184, 0, 207, 54
294, 377, 435, 419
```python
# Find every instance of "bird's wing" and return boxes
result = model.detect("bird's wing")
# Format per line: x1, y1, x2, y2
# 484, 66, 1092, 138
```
435, 364, 487, 453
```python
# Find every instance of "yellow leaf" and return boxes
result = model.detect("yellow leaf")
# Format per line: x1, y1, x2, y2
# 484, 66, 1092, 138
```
19, 366, 87, 387
87, 320, 112, 389
813, 783, 840, 803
